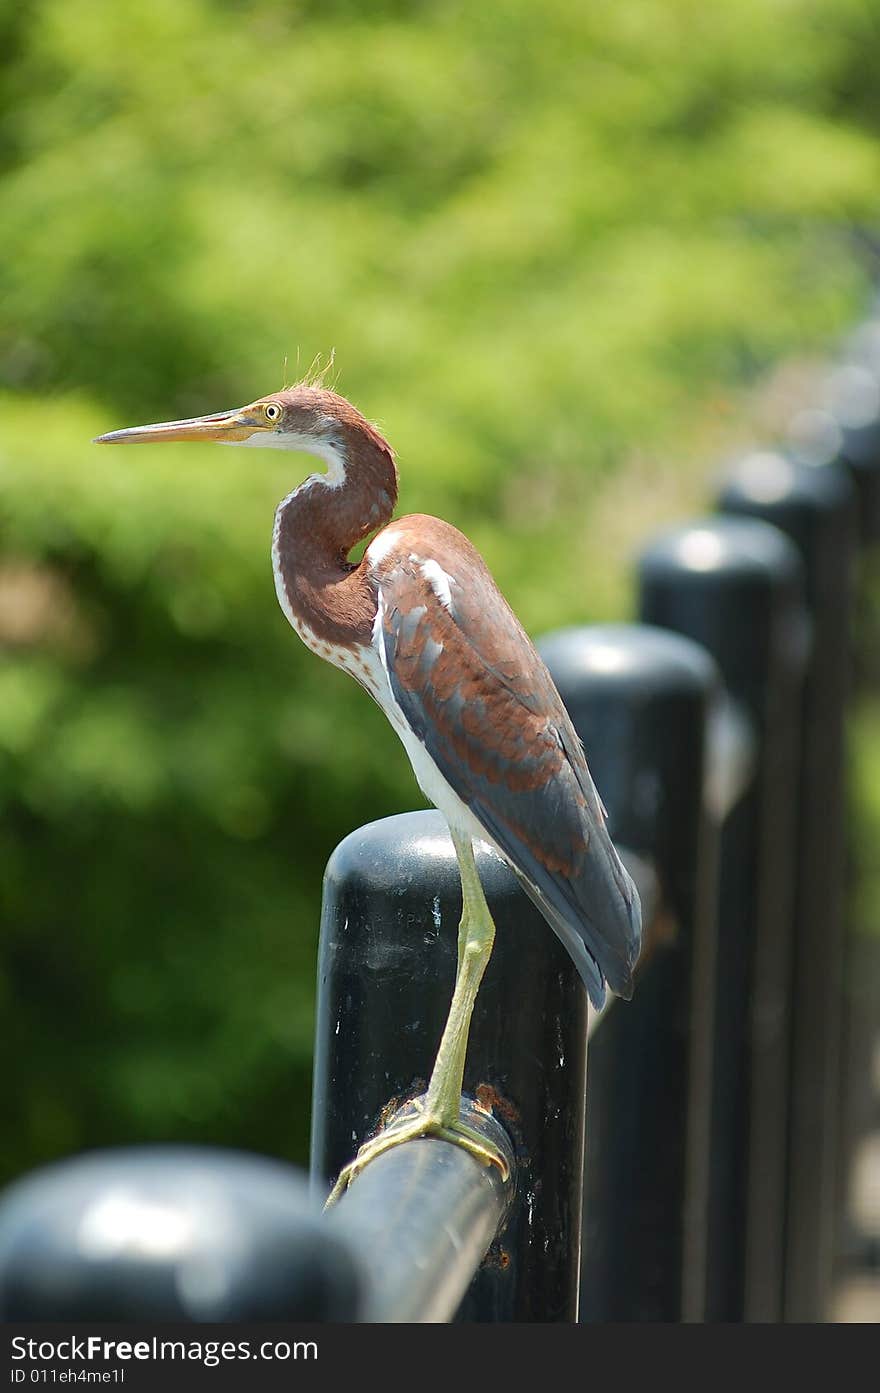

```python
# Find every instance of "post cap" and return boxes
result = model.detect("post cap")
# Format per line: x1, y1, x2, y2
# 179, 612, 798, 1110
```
0, 1147, 361, 1320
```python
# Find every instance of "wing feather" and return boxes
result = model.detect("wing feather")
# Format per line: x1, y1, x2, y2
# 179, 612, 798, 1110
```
372, 518, 641, 1008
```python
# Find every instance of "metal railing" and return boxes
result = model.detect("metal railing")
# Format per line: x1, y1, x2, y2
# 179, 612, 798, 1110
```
1, 305, 878, 1323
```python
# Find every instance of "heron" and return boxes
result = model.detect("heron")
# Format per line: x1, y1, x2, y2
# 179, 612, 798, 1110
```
96, 383, 641, 1202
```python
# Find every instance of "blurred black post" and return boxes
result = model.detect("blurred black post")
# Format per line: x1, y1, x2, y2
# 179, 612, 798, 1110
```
539, 625, 719, 1323
719, 450, 857, 1322
638, 517, 807, 1322
0, 1148, 361, 1320
821, 324, 880, 1308
801, 343, 880, 543
311, 809, 588, 1322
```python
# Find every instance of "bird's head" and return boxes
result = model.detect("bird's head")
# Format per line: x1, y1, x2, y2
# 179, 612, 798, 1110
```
94, 385, 365, 452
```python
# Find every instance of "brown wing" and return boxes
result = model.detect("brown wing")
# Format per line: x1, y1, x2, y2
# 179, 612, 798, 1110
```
372, 516, 641, 1007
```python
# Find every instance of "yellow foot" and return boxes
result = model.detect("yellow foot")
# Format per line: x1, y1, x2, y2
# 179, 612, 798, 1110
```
323, 1097, 511, 1209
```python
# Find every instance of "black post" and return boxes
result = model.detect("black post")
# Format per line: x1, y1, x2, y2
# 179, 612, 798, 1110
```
0, 1148, 361, 1320
538, 624, 719, 1323
638, 516, 807, 1321
311, 809, 588, 1322
789, 344, 880, 543
826, 321, 880, 1313
718, 450, 858, 1322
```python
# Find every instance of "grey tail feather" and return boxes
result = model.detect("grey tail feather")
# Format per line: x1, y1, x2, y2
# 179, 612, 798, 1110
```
518, 879, 608, 1009
513, 844, 642, 1011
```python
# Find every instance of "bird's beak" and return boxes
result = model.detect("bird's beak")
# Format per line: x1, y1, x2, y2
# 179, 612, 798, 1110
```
94, 405, 266, 446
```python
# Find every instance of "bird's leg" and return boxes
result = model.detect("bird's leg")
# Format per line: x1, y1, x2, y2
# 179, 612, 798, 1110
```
455, 856, 473, 981
424, 829, 495, 1124
324, 831, 509, 1208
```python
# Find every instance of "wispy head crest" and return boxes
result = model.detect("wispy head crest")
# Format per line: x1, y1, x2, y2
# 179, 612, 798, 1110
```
282, 348, 339, 392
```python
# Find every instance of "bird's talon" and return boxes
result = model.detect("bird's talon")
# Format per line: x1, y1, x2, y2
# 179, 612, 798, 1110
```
322, 1105, 509, 1210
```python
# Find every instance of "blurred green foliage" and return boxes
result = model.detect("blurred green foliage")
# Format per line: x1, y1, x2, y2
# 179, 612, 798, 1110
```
1, 0, 879, 1179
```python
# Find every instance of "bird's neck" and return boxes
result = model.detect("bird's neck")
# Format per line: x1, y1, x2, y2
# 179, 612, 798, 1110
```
272, 421, 398, 649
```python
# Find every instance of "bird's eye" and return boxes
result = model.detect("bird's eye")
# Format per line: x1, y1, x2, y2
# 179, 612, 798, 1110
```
264, 402, 282, 422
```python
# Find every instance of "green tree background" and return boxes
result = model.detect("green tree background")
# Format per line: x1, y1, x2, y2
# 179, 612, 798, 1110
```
1, 0, 879, 1181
